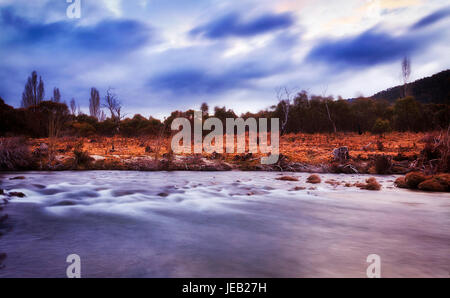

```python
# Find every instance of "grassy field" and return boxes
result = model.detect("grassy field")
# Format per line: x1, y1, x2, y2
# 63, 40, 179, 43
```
28, 131, 424, 165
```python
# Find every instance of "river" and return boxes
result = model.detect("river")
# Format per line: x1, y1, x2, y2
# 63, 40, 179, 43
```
0, 171, 449, 277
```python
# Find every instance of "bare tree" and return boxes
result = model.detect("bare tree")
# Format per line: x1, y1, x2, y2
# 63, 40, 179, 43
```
276, 87, 296, 134
401, 56, 411, 97
103, 88, 123, 123
44, 102, 70, 162
102, 88, 125, 152
89, 87, 101, 119
69, 98, 77, 115
99, 110, 106, 122
21, 71, 45, 109
51, 87, 61, 102
322, 86, 337, 134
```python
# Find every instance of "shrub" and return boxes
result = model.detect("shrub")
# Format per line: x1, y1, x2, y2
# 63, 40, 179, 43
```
72, 122, 96, 137
358, 177, 381, 191
418, 173, 450, 192
307, 174, 321, 184
372, 118, 391, 136
405, 171, 428, 189
0, 137, 32, 170
419, 131, 450, 173
72, 142, 93, 168
374, 155, 392, 174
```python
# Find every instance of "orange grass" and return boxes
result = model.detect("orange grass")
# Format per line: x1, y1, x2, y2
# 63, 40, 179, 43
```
28, 132, 425, 165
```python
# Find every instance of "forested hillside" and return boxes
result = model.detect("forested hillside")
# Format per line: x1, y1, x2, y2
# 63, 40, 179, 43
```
371, 69, 450, 104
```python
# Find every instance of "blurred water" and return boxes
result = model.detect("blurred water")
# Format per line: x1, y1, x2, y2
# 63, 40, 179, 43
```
0, 171, 449, 277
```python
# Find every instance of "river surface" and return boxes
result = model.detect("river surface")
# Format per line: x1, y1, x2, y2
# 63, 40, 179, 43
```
0, 171, 449, 278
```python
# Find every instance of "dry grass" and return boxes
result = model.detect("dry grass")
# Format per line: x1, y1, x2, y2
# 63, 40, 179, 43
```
0, 137, 32, 170
26, 132, 426, 165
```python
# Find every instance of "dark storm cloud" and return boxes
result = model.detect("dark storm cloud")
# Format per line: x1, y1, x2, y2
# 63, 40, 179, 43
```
149, 61, 289, 95
190, 11, 295, 39
0, 7, 152, 53
410, 6, 450, 30
306, 28, 434, 67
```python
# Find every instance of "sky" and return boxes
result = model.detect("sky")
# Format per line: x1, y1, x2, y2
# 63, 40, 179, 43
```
0, 0, 449, 119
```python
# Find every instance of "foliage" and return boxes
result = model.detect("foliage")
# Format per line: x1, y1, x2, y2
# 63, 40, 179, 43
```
72, 142, 93, 168
372, 118, 391, 136
0, 137, 32, 170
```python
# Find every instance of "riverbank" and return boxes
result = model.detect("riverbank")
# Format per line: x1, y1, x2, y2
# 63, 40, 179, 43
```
0, 132, 429, 174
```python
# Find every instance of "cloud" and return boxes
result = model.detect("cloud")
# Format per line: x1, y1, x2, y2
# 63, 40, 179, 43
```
410, 6, 450, 30
306, 28, 433, 68
0, 7, 153, 53
190, 11, 295, 39
149, 60, 289, 95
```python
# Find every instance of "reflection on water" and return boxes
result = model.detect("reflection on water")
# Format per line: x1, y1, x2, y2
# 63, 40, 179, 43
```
0, 171, 449, 277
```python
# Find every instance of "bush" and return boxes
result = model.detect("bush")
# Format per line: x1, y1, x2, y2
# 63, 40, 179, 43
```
418, 173, 450, 192
72, 142, 93, 168
405, 171, 428, 189
374, 155, 392, 174
358, 177, 381, 191
419, 131, 449, 173
72, 122, 96, 137
372, 118, 391, 136
0, 138, 32, 170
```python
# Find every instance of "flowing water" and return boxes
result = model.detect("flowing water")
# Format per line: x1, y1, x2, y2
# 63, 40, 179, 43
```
0, 171, 449, 278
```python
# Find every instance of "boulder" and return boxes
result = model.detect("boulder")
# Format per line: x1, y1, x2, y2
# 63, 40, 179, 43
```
276, 176, 299, 181
394, 177, 408, 188
307, 174, 321, 184
332, 147, 349, 162
8, 192, 26, 198
40, 143, 49, 152
209, 151, 223, 160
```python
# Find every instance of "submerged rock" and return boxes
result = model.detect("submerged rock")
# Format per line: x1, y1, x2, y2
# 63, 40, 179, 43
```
0, 214, 8, 223
52, 200, 77, 206
8, 192, 26, 198
357, 177, 381, 191
291, 186, 306, 191
394, 177, 408, 188
9, 176, 25, 180
276, 176, 299, 181
307, 174, 321, 184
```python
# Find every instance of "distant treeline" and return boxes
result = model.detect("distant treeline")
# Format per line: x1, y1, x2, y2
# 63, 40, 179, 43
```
1, 94, 449, 138
371, 69, 450, 104
0, 70, 449, 138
